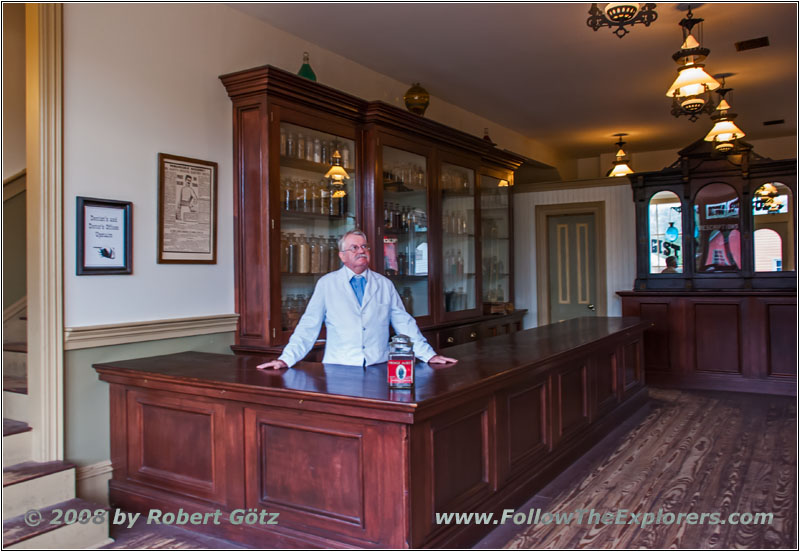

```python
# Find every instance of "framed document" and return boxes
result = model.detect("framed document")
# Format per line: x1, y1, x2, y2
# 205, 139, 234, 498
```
157, 153, 218, 263
76, 196, 133, 275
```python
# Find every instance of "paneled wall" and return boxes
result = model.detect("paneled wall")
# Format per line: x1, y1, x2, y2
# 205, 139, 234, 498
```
513, 180, 636, 328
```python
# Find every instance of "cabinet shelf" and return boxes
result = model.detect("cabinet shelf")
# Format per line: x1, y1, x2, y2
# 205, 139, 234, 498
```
387, 274, 428, 280
282, 210, 351, 222
281, 156, 355, 174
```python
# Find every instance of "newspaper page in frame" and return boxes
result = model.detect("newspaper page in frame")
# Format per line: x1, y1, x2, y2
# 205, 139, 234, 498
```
159, 154, 217, 263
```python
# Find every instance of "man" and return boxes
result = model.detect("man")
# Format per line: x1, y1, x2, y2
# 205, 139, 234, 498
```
257, 229, 457, 370
661, 255, 679, 273
176, 176, 198, 221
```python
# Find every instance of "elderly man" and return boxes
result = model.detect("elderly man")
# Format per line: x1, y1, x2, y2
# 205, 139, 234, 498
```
257, 229, 456, 370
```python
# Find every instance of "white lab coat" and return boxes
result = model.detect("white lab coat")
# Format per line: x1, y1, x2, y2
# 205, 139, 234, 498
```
278, 266, 437, 367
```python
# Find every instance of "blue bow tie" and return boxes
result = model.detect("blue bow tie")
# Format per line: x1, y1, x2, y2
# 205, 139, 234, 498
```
350, 275, 366, 305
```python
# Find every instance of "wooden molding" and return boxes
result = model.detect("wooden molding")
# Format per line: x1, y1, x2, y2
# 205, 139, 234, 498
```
76, 459, 112, 481
515, 176, 630, 194
3, 169, 27, 201
535, 202, 608, 326
26, 2, 64, 462
4, 296, 27, 323
64, 313, 239, 350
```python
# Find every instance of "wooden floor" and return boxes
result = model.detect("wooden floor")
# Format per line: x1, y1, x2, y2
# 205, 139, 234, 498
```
502, 387, 796, 549
102, 388, 796, 549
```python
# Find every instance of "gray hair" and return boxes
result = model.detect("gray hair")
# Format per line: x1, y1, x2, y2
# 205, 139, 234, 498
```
338, 229, 368, 251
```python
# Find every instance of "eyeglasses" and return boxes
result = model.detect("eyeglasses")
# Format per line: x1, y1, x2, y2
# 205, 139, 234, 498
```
341, 244, 371, 253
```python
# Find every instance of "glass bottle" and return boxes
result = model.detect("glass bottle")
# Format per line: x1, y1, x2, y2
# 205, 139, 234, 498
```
388, 334, 414, 389
298, 180, 309, 212
456, 250, 464, 279
306, 136, 314, 161
318, 235, 329, 273
298, 235, 311, 274
401, 287, 414, 315
287, 233, 298, 274
320, 140, 329, 166
287, 133, 295, 158
310, 236, 321, 274
281, 296, 289, 330
341, 146, 350, 169
280, 233, 289, 272
296, 133, 305, 160
310, 180, 320, 214
280, 128, 287, 156
320, 180, 330, 215
329, 235, 340, 270
313, 138, 321, 163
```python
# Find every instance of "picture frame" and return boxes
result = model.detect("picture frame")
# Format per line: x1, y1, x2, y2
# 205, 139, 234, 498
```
157, 153, 218, 264
76, 196, 133, 275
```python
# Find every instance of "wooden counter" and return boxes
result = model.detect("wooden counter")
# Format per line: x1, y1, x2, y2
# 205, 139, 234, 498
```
95, 317, 649, 548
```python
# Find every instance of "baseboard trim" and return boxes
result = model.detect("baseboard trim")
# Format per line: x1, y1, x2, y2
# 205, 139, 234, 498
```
4, 296, 27, 323
64, 313, 239, 350
76, 460, 113, 506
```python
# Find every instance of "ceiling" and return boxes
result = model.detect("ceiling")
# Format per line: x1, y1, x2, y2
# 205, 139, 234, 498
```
233, 3, 797, 161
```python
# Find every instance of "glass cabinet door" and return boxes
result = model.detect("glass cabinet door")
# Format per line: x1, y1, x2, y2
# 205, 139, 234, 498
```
480, 175, 511, 304
440, 163, 476, 314
381, 146, 429, 317
279, 122, 357, 333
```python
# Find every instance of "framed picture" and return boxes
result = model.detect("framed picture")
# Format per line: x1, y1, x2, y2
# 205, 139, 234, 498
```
157, 153, 218, 263
76, 196, 133, 275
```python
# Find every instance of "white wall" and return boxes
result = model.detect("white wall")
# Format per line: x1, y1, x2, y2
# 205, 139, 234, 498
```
513, 182, 636, 329
3, 3, 26, 179
62, 4, 555, 327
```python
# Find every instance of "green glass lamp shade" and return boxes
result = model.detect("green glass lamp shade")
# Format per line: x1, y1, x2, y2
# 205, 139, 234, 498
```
404, 83, 430, 116
297, 52, 317, 82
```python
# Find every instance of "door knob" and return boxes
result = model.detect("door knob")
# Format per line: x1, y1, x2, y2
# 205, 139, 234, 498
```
446, 336, 455, 344
588, 304, 596, 311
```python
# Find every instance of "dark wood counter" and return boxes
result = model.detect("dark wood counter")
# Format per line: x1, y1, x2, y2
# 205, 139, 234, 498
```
96, 317, 649, 548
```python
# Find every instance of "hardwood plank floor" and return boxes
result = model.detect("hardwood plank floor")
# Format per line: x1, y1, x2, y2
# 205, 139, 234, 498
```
501, 388, 796, 549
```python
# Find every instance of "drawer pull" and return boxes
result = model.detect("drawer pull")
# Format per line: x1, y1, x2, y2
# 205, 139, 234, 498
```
446, 337, 455, 344
469, 331, 478, 339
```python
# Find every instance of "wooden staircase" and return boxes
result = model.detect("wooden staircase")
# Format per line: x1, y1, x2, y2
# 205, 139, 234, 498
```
2, 303, 113, 548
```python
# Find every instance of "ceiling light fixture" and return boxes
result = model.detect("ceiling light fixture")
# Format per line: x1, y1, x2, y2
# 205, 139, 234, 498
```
704, 79, 746, 153
587, 3, 658, 38
607, 134, 634, 177
666, 7, 720, 121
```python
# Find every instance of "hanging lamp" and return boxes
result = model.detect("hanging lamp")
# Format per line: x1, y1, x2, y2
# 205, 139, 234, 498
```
607, 134, 634, 177
666, 7, 720, 121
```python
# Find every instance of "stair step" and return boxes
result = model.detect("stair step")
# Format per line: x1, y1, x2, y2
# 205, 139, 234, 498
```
3, 498, 112, 549
3, 462, 76, 519
2, 343, 27, 354
3, 350, 27, 394
3, 461, 74, 487
2, 423, 32, 468
2, 419, 31, 437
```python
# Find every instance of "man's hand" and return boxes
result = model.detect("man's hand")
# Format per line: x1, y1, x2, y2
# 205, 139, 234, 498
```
428, 355, 457, 365
257, 359, 288, 370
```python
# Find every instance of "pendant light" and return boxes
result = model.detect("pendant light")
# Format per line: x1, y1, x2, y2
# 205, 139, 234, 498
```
666, 7, 720, 121
704, 81, 745, 153
607, 134, 634, 177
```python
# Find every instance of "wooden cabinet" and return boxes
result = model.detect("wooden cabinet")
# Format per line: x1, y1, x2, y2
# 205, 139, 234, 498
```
619, 291, 795, 395
620, 139, 796, 395
220, 66, 524, 354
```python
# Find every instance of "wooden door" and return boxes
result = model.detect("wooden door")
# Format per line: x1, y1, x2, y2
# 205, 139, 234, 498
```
547, 213, 598, 322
